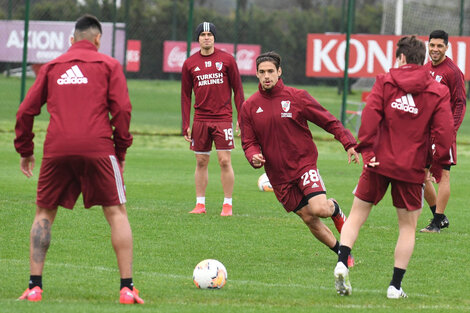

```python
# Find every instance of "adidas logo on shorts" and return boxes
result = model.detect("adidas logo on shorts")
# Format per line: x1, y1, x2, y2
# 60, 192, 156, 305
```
57, 65, 88, 85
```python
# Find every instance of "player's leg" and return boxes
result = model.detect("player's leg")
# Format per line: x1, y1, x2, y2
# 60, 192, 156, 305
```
423, 168, 437, 214
213, 122, 235, 216
395, 208, 421, 269
295, 202, 337, 248
216, 150, 234, 216
434, 169, 450, 222
338, 196, 373, 251
195, 153, 210, 198
189, 121, 211, 213
421, 168, 450, 232
387, 207, 421, 299
18, 206, 57, 302
30, 206, 57, 275
103, 204, 144, 304
190, 153, 210, 213
103, 204, 133, 278
334, 197, 372, 296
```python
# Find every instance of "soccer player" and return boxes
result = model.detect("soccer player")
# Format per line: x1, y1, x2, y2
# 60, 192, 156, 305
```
333, 36, 453, 299
240, 51, 359, 267
420, 30, 467, 233
14, 15, 143, 304
181, 22, 245, 216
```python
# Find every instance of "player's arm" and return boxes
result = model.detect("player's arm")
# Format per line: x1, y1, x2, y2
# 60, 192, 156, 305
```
240, 104, 263, 168
228, 56, 245, 115
356, 78, 385, 166
227, 57, 245, 136
108, 62, 133, 162
299, 90, 357, 156
181, 61, 193, 138
14, 64, 48, 172
431, 90, 454, 165
450, 73, 467, 132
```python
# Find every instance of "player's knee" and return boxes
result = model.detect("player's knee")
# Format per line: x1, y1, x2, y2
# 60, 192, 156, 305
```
218, 157, 232, 169
310, 201, 331, 218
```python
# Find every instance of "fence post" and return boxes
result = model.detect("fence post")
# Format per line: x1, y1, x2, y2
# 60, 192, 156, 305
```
20, 0, 31, 103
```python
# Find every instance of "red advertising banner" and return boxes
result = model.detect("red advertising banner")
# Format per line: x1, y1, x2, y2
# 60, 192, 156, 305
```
306, 34, 470, 79
163, 41, 261, 76
126, 40, 141, 72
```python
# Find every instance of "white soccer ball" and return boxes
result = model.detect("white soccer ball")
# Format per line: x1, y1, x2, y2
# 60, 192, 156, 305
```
257, 173, 273, 192
193, 259, 227, 289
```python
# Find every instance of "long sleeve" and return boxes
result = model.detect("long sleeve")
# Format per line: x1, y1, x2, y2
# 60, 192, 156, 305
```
181, 60, 193, 135
240, 103, 262, 168
300, 90, 357, 151
14, 65, 48, 157
108, 62, 133, 161
431, 89, 454, 166
228, 57, 245, 119
449, 72, 467, 131
356, 77, 384, 154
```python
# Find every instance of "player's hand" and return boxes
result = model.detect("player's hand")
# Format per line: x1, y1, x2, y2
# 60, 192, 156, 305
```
252, 154, 265, 168
235, 121, 241, 137
426, 169, 436, 183
20, 155, 35, 178
347, 147, 360, 164
184, 127, 192, 142
120, 160, 126, 172
365, 156, 380, 168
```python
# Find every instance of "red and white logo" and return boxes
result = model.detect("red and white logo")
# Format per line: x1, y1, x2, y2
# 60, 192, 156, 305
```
281, 100, 291, 112
216, 62, 223, 71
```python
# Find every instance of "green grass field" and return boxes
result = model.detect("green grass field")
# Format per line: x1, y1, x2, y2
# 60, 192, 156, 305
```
1, 76, 469, 312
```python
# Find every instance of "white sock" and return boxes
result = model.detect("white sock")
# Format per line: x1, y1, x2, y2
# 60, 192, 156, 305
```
223, 198, 232, 206
196, 197, 205, 205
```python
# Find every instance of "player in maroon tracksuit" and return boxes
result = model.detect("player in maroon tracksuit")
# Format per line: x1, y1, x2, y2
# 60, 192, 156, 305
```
420, 30, 467, 233
181, 22, 244, 216
241, 51, 359, 267
334, 36, 453, 299
14, 15, 143, 304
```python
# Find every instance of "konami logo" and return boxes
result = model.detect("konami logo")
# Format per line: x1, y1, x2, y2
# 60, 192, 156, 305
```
306, 34, 470, 79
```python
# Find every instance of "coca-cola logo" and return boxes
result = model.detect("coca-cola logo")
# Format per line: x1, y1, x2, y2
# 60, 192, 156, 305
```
167, 46, 200, 68
236, 49, 255, 71
163, 41, 261, 75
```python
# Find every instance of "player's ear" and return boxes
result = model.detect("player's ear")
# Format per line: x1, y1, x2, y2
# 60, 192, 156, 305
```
94, 33, 101, 49
278, 67, 282, 77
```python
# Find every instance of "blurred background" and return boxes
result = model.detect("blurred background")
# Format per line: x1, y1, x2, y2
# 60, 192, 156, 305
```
1, 0, 469, 85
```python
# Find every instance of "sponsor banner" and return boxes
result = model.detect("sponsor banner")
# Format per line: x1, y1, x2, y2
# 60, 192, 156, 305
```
163, 40, 261, 76
306, 33, 470, 79
0, 20, 125, 64
126, 39, 141, 72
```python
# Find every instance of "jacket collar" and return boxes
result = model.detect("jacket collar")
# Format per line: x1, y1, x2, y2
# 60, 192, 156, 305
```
69, 40, 98, 52
259, 78, 285, 97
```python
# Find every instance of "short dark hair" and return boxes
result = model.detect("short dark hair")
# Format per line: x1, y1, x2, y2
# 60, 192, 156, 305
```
75, 14, 102, 34
429, 30, 448, 45
256, 51, 281, 70
395, 35, 426, 65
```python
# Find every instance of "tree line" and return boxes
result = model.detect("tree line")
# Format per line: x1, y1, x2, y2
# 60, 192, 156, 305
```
0, 0, 382, 84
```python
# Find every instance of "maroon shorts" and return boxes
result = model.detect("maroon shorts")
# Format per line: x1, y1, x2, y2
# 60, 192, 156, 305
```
272, 167, 326, 212
37, 155, 127, 209
429, 141, 455, 183
190, 120, 234, 153
354, 169, 424, 211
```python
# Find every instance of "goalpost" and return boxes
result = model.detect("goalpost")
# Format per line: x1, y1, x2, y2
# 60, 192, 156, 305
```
381, 0, 469, 36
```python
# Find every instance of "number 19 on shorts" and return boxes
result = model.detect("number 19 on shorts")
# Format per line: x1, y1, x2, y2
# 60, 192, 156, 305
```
223, 128, 233, 141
